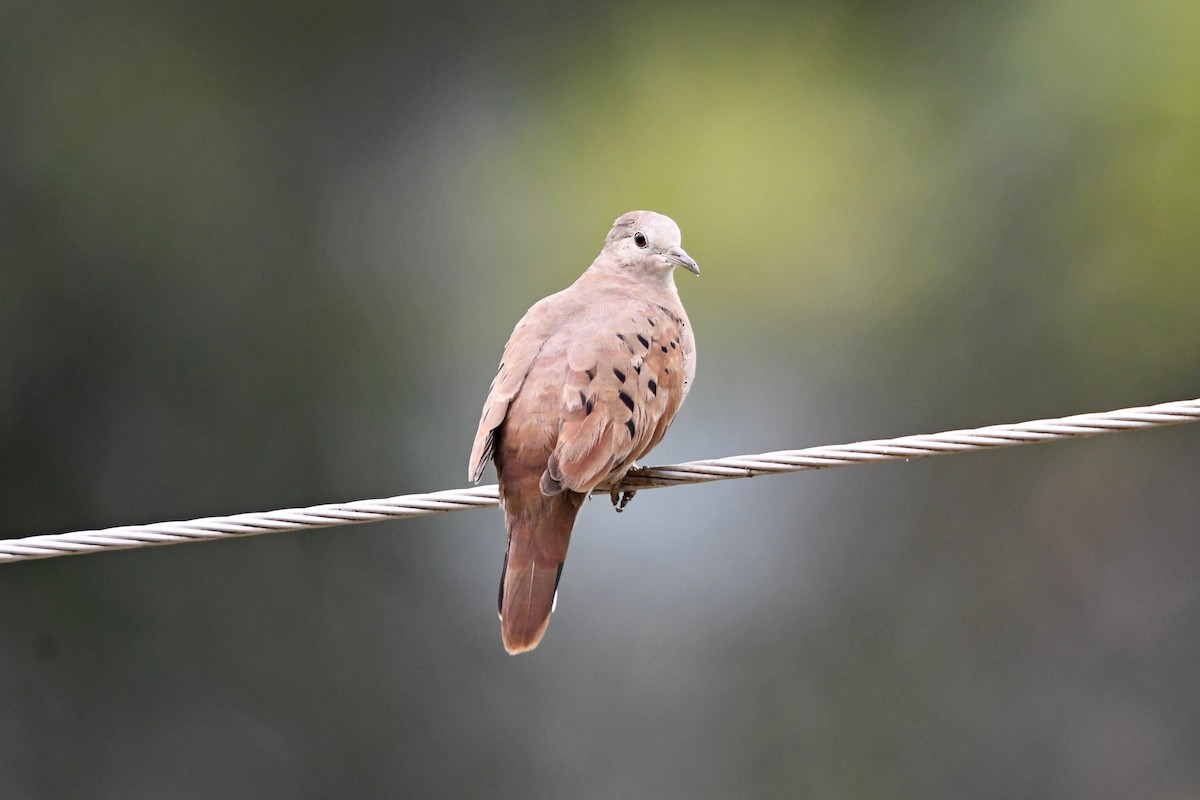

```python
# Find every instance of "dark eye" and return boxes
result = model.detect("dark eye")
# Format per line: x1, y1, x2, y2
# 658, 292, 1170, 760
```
633, 231, 648, 248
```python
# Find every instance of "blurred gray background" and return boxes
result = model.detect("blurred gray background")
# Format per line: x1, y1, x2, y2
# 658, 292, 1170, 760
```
3, 0, 1200, 797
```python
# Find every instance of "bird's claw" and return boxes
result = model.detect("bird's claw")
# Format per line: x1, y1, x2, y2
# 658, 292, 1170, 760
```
610, 487, 637, 512
610, 465, 640, 512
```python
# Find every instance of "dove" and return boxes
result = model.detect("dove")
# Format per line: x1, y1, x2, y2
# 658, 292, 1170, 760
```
469, 210, 699, 655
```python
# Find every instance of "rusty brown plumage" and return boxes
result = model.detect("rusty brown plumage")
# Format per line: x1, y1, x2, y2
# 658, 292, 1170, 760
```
469, 211, 698, 654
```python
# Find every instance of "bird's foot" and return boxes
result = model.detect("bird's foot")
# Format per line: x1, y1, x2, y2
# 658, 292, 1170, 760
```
610, 465, 640, 512
610, 488, 637, 512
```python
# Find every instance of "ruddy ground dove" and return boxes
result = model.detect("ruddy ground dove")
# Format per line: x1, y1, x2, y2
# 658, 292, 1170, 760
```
469, 210, 699, 654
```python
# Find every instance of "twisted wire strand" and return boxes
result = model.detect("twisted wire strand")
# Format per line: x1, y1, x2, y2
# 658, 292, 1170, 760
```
3, 397, 1197, 564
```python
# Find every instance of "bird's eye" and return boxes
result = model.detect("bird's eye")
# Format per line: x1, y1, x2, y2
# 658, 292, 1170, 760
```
633, 231, 648, 248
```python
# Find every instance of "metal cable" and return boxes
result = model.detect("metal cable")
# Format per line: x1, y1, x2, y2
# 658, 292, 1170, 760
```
3, 397, 1197, 564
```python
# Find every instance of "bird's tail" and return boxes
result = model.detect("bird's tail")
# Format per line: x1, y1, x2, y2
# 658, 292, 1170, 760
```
499, 492, 585, 654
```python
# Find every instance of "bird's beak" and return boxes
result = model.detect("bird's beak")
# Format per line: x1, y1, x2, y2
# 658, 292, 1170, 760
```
665, 246, 700, 276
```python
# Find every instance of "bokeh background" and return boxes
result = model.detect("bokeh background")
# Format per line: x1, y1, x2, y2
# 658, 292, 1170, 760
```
3, 0, 1200, 797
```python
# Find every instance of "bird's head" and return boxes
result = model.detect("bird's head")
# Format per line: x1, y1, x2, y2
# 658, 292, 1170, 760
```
602, 210, 700, 280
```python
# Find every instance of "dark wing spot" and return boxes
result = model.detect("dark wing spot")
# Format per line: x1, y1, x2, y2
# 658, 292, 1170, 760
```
613, 368, 626, 383
661, 345, 669, 353
625, 419, 636, 437
585, 397, 595, 414
670, 341, 677, 350
636, 334, 650, 348
619, 391, 635, 412
633, 363, 642, 375
648, 318, 657, 327
585, 368, 596, 381
648, 379, 657, 396
664, 367, 670, 374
